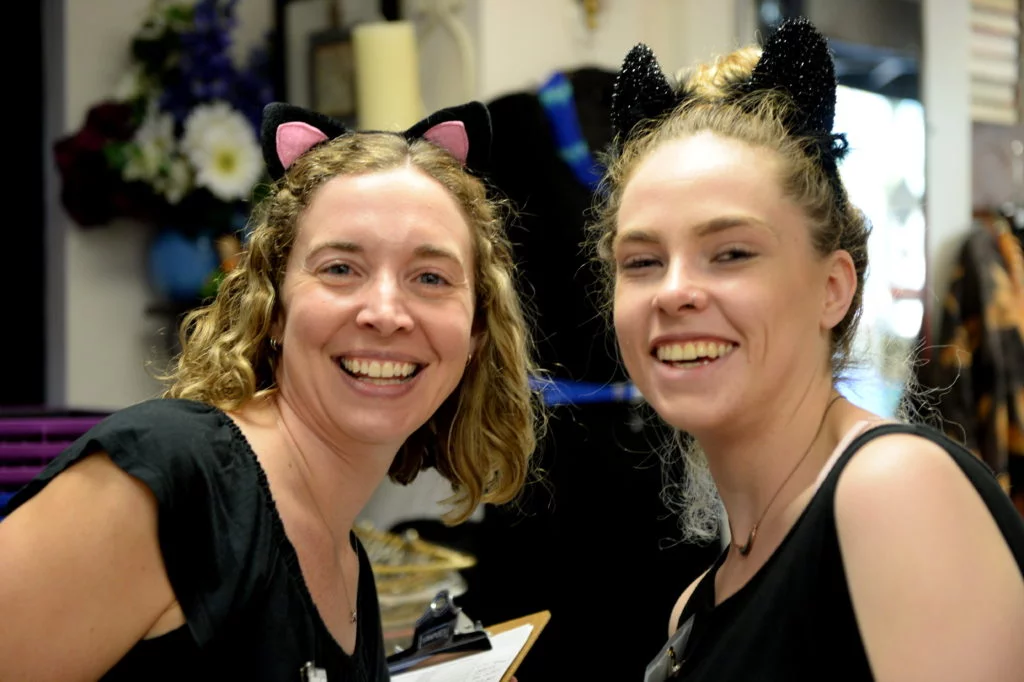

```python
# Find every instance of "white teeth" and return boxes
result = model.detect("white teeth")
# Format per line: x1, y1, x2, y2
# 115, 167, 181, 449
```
341, 358, 417, 379
656, 342, 735, 362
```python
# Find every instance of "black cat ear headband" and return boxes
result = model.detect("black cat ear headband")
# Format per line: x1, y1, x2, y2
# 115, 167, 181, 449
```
610, 17, 849, 190
260, 100, 492, 181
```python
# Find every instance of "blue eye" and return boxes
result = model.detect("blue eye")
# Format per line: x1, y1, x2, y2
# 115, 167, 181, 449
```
323, 263, 352, 276
418, 272, 450, 286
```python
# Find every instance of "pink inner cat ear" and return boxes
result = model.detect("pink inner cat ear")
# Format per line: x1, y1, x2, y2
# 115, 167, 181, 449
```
276, 122, 330, 170
422, 121, 469, 165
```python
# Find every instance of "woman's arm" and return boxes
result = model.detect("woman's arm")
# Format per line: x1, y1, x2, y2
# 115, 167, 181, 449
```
0, 453, 179, 681
835, 433, 1024, 682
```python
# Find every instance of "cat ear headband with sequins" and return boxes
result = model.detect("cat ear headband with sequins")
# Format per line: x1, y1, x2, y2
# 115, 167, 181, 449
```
260, 100, 492, 181
610, 17, 849, 180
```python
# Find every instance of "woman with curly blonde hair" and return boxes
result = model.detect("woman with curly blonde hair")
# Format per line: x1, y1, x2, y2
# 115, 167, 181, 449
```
0, 101, 542, 681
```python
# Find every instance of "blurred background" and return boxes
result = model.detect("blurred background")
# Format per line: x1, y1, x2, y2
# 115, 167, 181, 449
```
3, 0, 1022, 679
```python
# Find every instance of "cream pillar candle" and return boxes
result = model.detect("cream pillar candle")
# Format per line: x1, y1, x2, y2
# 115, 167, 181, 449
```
353, 20, 424, 131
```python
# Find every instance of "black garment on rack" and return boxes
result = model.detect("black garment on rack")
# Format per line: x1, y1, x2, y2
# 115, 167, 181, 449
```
486, 67, 622, 383
457, 69, 720, 681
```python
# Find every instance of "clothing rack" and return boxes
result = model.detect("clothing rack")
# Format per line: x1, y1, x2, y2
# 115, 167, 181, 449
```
529, 376, 641, 406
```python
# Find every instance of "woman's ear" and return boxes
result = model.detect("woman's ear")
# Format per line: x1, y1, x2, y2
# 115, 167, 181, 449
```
821, 249, 857, 331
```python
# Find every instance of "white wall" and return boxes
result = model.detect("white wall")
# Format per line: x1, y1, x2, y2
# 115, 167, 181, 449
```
921, 0, 972, 342
470, 0, 748, 103
60, 0, 163, 410
54, 0, 273, 410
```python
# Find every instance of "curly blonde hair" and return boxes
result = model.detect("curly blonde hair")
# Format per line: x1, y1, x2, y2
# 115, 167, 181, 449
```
164, 132, 543, 524
589, 46, 871, 544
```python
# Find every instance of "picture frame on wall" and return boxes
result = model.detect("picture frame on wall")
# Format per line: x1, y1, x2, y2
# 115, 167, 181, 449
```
309, 24, 357, 126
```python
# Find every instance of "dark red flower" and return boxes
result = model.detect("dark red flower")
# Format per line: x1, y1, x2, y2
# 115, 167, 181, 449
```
53, 101, 140, 226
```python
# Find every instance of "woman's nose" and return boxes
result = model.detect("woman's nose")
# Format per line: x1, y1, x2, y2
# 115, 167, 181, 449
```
652, 264, 708, 314
354, 275, 415, 335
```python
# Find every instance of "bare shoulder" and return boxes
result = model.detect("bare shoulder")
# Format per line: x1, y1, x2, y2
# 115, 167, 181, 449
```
0, 453, 177, 679
834, 431, 1024, 681
833, 429, 1013, 573
834, 430, 966, 511
668, 567, 711, 637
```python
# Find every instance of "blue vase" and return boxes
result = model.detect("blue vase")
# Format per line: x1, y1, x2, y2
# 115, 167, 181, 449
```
148, 229, 220, 302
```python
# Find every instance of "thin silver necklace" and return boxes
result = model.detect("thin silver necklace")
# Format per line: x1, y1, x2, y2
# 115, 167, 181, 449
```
731, 393, 842, 557
277, 412, 358, 624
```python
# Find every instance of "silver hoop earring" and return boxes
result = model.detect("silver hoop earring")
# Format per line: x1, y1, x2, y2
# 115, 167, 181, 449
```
270, 337, 280, 351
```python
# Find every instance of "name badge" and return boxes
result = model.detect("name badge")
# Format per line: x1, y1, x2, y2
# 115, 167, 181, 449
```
644, 614, 695, 682
300, 661, 328, 682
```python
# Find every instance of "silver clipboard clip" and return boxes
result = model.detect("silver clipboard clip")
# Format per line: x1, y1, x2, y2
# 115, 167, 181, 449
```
386, 589, 492, 675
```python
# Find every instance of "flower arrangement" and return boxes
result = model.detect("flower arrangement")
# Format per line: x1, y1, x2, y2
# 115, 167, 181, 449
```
55, 0, 274, 238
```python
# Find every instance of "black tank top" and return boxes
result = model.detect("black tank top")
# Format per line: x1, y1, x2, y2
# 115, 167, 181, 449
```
4, 398, 390, 681
670, 423, 1024, 681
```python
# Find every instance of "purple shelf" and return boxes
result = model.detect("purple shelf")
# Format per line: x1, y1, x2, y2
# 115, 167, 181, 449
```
0, 415, 105, 491
0, 417, 104, 437
0, 442, 70, 460
0, 466, 46, 486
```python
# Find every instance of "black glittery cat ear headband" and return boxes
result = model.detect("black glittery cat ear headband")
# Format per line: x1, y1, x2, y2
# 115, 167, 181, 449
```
260, 100, 492, 181
610, 17, 849, 188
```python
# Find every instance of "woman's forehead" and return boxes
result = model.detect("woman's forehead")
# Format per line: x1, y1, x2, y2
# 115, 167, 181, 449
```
631, 133, 780, 189
621, 137, 781, 218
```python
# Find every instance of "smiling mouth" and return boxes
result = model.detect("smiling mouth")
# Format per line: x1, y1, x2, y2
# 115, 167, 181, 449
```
653, 341, 737, 368
336, 357, 424, 384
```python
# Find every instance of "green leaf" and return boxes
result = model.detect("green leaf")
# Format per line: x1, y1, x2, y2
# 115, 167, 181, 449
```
200, 268, 226, 299
104, 142, 134, 171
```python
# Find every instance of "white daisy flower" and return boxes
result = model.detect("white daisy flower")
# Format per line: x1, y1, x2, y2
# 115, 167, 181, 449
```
182, 101, 262, 202
123, 105, 176, 183
161, 155, 193, 204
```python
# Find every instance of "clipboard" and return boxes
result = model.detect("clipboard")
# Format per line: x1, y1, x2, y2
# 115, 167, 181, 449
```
390, 608, 551, 681
486, 610, 551, 682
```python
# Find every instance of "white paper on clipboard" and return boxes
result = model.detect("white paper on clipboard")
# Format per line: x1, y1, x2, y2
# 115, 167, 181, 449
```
391, 623, 534, 682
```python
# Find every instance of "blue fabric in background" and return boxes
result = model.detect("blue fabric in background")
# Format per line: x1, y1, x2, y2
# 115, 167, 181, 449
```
530, 376, 640, 406
537, 72, 605, 191
530, 368, 903, 414
0, 491, 15, 522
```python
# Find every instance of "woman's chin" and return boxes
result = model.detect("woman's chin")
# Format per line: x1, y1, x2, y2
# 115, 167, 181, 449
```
647, 397, 735, 438
331, 413, 423, 449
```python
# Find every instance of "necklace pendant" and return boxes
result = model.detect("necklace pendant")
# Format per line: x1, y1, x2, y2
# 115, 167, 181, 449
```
350, 609, 357, 624
735, 526, 757, 556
